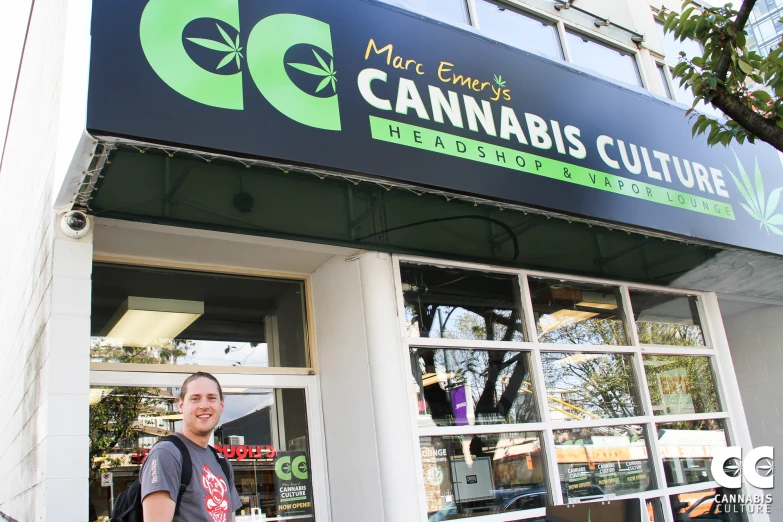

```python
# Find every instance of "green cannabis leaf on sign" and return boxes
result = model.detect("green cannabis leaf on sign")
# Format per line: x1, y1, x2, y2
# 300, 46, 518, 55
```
726, 150, 783, 236
186, 23, 243, 71
288, 49, 337, 94
493, 74, 506, 88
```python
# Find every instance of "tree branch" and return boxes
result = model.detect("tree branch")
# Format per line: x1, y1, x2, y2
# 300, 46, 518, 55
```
715, 0, 756, 82
712, 87, 783, 149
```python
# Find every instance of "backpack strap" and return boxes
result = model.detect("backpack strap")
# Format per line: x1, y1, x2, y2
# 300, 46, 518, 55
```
208, 445, 233, 490
161, 435, 192, 516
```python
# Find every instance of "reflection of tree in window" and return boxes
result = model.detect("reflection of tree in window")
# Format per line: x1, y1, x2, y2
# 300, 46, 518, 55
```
91, 337, 192, 364
414, 348, 538, 425
530, 279, 627, 345
401, 263, 524, 341
89, 387, 178, 476
643, 356, 719, 415
542, 353, 642, 419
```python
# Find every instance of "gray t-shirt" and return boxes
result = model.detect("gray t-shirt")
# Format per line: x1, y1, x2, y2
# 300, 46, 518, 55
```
140, 433, 242, 522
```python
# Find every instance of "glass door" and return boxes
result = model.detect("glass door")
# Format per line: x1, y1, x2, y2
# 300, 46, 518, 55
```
88, 371, 330, 522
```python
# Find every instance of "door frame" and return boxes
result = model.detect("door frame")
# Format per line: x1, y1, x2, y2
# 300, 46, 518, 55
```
90, 370, 332, 522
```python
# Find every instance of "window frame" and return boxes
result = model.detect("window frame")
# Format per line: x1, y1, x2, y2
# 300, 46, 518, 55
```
89, 255, 318, 376
393, 254, 742, 522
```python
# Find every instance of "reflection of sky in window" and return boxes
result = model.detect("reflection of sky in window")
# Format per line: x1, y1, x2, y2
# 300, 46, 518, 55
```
219, 390, 275, 425
376, 0, 470, 26
657, 20, 702, 68
183, 340, 270, 367
475, 0, 563, 61
566, 32, 641, 87
407, 306, 517, 339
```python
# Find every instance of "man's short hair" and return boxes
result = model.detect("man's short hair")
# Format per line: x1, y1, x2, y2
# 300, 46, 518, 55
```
179, 371, 224, 401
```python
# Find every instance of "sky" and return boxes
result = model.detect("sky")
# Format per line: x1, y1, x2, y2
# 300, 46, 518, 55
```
0, 1, 33, 163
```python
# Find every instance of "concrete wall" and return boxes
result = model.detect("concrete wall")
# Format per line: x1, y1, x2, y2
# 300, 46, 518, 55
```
0, 0, 93, 520
723, 303, 783, 522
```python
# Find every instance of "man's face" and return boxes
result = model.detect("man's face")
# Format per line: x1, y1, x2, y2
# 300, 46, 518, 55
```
179, 377, 224, 437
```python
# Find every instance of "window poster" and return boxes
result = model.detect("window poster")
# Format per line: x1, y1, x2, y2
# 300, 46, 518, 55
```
658, 368, 696, 415
420, 441, 454, 513
273, 451, 314, 517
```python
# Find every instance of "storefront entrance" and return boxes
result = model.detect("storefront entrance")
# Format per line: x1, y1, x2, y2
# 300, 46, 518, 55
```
88, 371, 329, 521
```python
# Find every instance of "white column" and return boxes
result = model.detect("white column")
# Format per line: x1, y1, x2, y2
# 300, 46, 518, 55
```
702, 292, 771, 522
358, 253, 422, 522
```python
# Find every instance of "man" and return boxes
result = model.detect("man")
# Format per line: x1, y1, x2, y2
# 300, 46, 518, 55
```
141, 372, 241, 522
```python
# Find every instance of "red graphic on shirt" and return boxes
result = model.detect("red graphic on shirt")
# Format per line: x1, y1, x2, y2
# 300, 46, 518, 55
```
201, 465, 229, 522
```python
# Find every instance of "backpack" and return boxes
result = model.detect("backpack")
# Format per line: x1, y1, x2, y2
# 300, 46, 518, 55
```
110, 435, 231, 522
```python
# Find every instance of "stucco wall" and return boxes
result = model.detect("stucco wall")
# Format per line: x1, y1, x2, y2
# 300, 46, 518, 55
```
0, 0, 93, 520
723, 303, 783, 522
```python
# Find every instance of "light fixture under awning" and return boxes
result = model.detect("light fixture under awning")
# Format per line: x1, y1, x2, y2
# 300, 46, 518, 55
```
101, 296, 204, 347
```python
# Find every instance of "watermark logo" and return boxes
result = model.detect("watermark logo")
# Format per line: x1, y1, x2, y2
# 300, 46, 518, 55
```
711, 446, 774, 489
139, 0, 341, 130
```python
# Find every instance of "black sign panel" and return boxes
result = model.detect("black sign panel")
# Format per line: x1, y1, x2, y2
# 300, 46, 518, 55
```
273, 451, 314, 517
88, 0, 783, 255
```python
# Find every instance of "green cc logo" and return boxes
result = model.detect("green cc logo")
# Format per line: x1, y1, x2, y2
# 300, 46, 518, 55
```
275, 455, 309, 480
139, 0, 341, 131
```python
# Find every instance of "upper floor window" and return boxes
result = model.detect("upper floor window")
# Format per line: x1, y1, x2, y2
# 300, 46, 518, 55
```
656, 19, 702, 68
378, 0, 471, 26
474, 0, 564, 61
566, 31, 642, 87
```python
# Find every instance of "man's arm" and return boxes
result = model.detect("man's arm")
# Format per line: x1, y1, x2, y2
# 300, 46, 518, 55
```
142, 490, 176, 522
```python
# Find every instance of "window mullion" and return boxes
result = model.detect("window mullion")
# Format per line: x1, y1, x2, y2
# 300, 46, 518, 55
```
556, 20, 572, 62
466, 0, 480, 28
541, 427, 564, 505
643, 420, 673, 513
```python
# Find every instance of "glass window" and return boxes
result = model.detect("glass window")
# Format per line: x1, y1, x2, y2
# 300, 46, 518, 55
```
757, 19, 777, 41
90, 264, 309, 368
89, 386, 315, 520
657, 419, 728, 487
644, 355, 720, 415
529, 278, 627, 345
474, 0, 563, 61
656, 20, 702, 68
377, 0, 470, 26
657, 62, 674, 99
541, 352, 642, 420
629, 290, 705, 346
420, 432, 546, 520
554, 425, 654, 502
565, 31, 642, 87
669, 488, 748, 521
411, 347, 538, 427
401, 263, 525, 341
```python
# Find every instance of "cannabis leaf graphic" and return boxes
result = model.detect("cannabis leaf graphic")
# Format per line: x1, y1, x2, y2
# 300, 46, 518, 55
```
288, 49, 337, 94
186, 23, 243, 70
587, 509, 591, 522
493, 74, 506, 88
726, 150, 783, 236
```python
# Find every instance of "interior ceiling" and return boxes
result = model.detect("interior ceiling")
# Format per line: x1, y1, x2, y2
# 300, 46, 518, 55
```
91, 263, 302, 342
84, 145, 783, 300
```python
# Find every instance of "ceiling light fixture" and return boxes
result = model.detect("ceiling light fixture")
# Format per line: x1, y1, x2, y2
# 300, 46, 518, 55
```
102, 297, 204, 347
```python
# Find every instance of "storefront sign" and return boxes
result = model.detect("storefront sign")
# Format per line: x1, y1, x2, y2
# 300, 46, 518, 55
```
88, 0, 783, 255
273, 451, 314, 517
213, 444, 277, 460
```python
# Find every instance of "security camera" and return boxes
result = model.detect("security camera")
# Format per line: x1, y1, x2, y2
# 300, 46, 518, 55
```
61, 210, 91, 239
